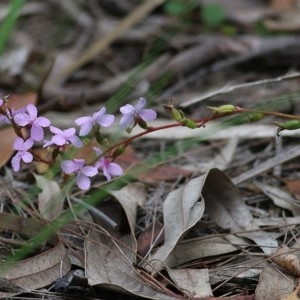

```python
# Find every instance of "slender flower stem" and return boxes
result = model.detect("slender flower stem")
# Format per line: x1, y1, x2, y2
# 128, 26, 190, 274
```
238, 107, 300, 120
101, 107, 300, 159
100, 115, 224, 158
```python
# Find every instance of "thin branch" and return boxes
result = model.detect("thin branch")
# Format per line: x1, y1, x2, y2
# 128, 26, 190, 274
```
180, 72, 300, 108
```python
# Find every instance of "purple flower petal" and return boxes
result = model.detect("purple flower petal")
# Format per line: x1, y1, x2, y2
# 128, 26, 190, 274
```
135, 97, 147, 112
102, 167, 112, 181
35, 116, 51, 127
11, 153, 22, 171
14, 113, 30, 126
95, 114, 114, 127
108, 163, 123, 175
73, 159, 85, 170
49, 126, 62, 134
61, 160, 76, 174
13, 137, 24, 151
64, 127, 76, 136
139, 109, 157, 122
23, 138, 34, 150
75, 116, 91, 126
81, 166, 98, 177
77, 173, 91, 190
27, 104, 38, 120
31, 124, 44, 141
69, 135, 83, 148
119, 114, 134, 129
21, 152, 33, 163
93, 147, 102, 157
120, 104, 134, 114
119, 98, 156, 129
78, 121, 93, 136
52, 135, 66, 146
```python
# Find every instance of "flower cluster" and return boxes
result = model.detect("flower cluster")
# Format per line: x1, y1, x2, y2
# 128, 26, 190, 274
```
0, 97, 157, 190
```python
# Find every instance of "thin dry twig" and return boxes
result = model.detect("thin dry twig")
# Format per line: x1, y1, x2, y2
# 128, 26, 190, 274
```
180, 72, 300, 108
54, 0, 165, 83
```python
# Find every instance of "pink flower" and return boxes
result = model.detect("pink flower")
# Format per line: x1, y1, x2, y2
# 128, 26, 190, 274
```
75, 107, 115, 136
11, 137, 34, 171
61, 159, 98, 190
93, 148, 123, 181
0, 106, 26, 126
14, 104, 51, 141
43, 126, 83, 148
119, 97, 157, 129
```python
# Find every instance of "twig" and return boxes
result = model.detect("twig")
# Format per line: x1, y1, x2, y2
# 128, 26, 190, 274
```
54, 0, 165, 83
232, 144, 300, 185
180, 72, 300, 108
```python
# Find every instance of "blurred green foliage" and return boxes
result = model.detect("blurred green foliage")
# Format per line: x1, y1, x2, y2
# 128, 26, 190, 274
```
201, 3, 225, 28
163, 0, 198, 17
0, 0, 25, 57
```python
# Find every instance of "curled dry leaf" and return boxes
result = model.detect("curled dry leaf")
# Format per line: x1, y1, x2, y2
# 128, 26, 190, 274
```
0, 127, 18, 169
256, 265, 296, 300
85, 183, 175, 299
86, 170, 244, 298
167, 269, 212, 298
0, 93, 37, 169
272, 245, 300, 277
146, 170, 206, 274
35, 174, 65, 221
203, 169, 278, 254
0, 213, 70, 297
286, 179, 300, 201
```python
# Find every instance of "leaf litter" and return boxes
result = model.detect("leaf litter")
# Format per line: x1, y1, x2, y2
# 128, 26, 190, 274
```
2, 1, 300, 299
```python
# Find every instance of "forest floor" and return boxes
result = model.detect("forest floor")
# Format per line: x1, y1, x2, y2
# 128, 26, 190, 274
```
1, 1, 300, 299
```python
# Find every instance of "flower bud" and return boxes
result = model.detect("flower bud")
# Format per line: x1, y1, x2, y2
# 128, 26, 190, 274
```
248, 113, 264, 122
137, 118, 148, 130
274, 120, 300, 131
182, 119, 198, 129
126, 127, 133, 134
171, 107, 185, 122
113, 145, 126, 158
207, 104, 236, 114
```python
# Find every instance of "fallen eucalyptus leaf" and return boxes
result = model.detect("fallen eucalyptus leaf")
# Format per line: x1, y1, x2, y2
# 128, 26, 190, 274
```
35, 174, 65, 221
0, 213, 70, 292
203, 169, 278, 254
147, 170, 206, 273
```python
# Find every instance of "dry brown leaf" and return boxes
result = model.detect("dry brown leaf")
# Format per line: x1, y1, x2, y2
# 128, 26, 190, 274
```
147, 170, 206, 273
137, 222, 164, 257
286, 179, 300, 201
69, 139, 191, 182
254, 181, 300, 216
256, 265, 295, 300
167, 269, 212, 298
0, 213, 70, 293
35, 174, 65, 221
166, 235, 248, 268
0, 127, 18, 169
272, 245, 300, 277
115, 145, 192, 182
85, 176, 209, 298
203, 169, 278, 254
0, 93, 38, 169
6, 92, 37, 110
271, 0, 296, 11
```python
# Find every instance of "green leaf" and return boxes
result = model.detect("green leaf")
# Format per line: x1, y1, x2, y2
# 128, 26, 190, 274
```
201, 4, 225, 27
163, 0, 197, 17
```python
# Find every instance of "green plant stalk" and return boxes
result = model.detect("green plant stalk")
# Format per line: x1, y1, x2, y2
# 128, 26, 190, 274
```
0, 0, 25, 57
